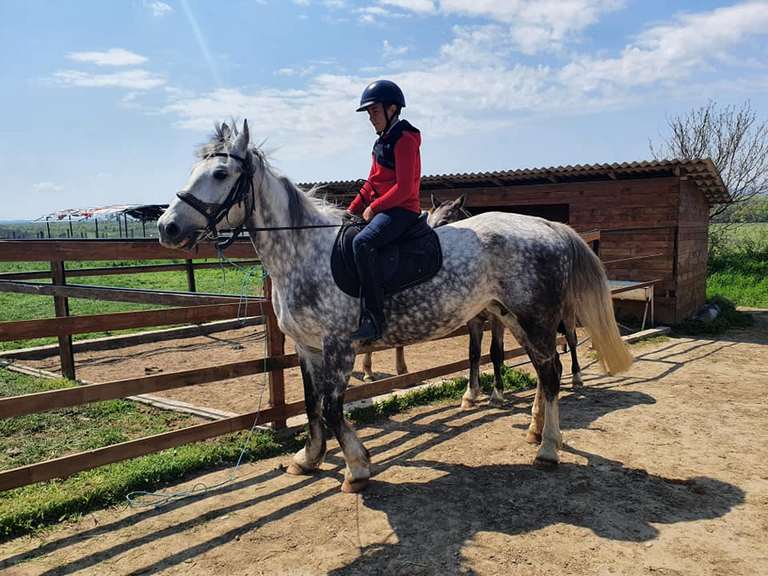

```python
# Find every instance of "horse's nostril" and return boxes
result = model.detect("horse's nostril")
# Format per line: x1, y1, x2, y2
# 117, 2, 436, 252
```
165, 222, 180, 239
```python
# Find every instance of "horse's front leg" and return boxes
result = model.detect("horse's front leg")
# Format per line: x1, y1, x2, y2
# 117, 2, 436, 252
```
566, 325, 582, 387
362, 351, 375, 382
461, 317, 485, 409
320, 336, 371, 493
287, 345, 327, 475
488, 316, 505, 406
395, 346, 408, 375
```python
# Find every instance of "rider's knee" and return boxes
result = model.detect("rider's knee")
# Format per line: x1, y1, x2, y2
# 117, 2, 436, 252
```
352, 235, 375, 258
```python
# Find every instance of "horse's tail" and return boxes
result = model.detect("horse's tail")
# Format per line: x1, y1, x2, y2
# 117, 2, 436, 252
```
559, 225, 634, 375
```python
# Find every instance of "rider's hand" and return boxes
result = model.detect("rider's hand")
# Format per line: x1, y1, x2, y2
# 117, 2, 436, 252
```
363, 207, 374, 222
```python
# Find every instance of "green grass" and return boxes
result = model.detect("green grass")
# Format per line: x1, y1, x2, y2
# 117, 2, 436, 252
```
0, 259, 263, 352
0, 363, 535, 542
707, 223, 768, 308
0, 366, 295, 540
348, 363, 537, 425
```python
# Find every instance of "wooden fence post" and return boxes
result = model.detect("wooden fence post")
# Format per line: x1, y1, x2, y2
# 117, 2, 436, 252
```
264, 275, 286, 429
185, 259, 197, 292
50, 260, 76, 380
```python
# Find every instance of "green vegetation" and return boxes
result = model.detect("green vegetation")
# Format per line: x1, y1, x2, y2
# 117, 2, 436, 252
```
0, 366, 294, 540
711, 196, 768, 224
673, 295, 753, 335
0, 219, 154, 240
0, 259, 263, 352
348, 364, 536, 425
707, 223, 768, 308
0, 363, 535, 541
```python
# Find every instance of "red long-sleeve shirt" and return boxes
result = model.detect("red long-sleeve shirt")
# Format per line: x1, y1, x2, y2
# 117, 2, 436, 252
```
348, 128, 421, 215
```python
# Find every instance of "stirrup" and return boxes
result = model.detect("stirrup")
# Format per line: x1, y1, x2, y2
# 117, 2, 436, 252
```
351, 311, 382, 342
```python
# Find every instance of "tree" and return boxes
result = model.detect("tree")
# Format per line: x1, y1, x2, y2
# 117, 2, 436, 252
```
650, 100, 768, 220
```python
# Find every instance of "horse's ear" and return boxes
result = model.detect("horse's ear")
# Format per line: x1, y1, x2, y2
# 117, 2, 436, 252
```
233, 119, 250, 154
454, 194, 466, 208
219, 122, 231, 141
430, 192, 439, 209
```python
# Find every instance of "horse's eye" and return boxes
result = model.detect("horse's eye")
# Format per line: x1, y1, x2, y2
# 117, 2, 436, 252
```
213, 170, 228, 181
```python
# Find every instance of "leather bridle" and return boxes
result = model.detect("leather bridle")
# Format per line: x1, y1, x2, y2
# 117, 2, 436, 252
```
176, 151, 259, 249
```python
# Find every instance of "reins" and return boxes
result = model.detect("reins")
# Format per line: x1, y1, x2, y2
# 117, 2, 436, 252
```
177, 152, 377, 248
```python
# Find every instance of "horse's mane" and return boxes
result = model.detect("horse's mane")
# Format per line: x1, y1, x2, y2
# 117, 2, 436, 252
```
198, 123, 344, 227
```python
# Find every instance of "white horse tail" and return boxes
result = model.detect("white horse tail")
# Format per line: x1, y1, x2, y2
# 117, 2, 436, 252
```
559, 225, 634, 375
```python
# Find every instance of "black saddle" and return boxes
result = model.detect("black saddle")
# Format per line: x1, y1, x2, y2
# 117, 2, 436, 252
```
331, 213, 443, 298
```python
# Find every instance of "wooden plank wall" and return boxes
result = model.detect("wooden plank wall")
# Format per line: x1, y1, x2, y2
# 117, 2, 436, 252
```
675, 179, 710, 321
421, 176, 685, 323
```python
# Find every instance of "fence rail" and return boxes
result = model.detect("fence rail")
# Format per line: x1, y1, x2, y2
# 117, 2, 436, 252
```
0, 231, 603, 492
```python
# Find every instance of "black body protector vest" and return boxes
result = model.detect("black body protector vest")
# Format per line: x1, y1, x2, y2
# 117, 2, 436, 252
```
373, 120, 420, 170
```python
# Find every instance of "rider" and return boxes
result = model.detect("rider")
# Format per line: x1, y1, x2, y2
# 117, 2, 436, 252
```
347, 79, 422, 342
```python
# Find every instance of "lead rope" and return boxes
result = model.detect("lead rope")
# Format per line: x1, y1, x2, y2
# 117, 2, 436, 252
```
125, 252, 269, 509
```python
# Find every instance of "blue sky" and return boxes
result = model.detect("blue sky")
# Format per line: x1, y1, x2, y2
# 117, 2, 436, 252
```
1, 0, 767, 220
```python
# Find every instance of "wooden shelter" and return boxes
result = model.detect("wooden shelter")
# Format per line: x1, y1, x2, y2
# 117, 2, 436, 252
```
304, 159, 728, 324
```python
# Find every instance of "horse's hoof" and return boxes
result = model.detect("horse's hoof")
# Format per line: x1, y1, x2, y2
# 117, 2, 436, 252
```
534, 456, 559, 469
488, 396, 504, 408
341, 477, 369, 493
572, 373, 583, 388
286, 462, 313, 476
526, 430, 542, 444
363, 374, 375, 382
460, 397, 476, 410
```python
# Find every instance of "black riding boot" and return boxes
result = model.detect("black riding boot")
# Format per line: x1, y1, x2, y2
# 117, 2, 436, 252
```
351, 242, 385, 342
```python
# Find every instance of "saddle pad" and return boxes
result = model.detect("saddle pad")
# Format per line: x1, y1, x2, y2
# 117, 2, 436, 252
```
330, 213, 443, 298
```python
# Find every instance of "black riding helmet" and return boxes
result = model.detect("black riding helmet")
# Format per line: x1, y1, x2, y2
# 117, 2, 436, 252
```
356, 79, 406, 111
356, 79, 406, 134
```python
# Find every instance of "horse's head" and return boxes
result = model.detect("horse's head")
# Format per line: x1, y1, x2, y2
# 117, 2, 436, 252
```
158, 119, 258, 249
427, 193, 470, 228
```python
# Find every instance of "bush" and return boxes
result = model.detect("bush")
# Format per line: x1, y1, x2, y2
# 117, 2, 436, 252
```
673, 296, 753, 335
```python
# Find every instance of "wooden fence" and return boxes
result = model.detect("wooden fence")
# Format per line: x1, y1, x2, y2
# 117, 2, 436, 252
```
0, 232, 601, 492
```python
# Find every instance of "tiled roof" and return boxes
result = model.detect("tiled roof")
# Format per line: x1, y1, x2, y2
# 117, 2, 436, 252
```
300, 159, 729, 205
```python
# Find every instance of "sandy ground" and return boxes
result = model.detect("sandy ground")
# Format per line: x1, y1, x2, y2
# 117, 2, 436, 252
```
20, 325, 540, 413
0, 312, 766, 575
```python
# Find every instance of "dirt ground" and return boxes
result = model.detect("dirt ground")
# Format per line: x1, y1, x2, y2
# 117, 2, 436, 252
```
19, 324, 537, 413
0, 312, 766, 575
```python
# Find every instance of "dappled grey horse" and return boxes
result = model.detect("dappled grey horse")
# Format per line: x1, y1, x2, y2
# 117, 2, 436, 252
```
363, 193, 584, 407
158, 120, 633, 493
429, 194, 584, 407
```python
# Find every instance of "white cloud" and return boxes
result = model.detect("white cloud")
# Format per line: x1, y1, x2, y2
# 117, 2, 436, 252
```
66, 48, 148, 67
145, 1, 174, 17
275, 66, 316, 77
53, 69, 166, 90
160, 2, 768, 162
293, 0, 311, 5
370, 0, 622, 54
378, 0, 435, 14
560, 1, 768, 91
383, 40, 409, 57
33, 182, 64, 193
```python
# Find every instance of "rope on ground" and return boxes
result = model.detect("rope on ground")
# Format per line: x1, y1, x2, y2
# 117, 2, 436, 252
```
125, 253, 268, 509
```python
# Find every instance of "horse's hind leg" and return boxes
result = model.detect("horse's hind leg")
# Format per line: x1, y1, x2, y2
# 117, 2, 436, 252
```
499, 314, 562, 461
530, 350, 563, 464
287, 345, 327, 475
461, 317, 485, 409
395, 346, 408, 375
362, 351, 375, 382
488, 316, 505, 407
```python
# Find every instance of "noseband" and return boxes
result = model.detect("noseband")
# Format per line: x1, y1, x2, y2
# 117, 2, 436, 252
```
176, 151, 260, 249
